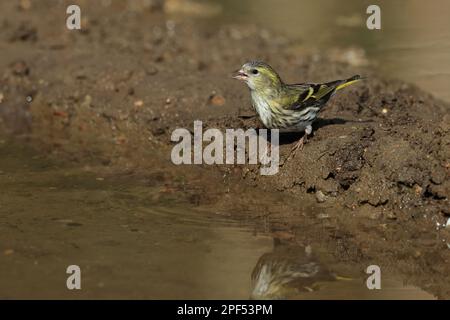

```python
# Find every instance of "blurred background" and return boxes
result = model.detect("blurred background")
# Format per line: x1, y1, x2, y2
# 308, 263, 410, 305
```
203, 0, 450, 102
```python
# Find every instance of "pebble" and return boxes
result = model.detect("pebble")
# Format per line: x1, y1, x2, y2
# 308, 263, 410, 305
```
305, 245, 313, 256
11, 60, 29, 76
385, 211, 397, 220
4, 249, 14, 255
134, 100, 144, 107
431, 169, 445, 185
53, 110, 68, 117
81, 95, 92, 108
209, 93, 226, 106
414, 185, 423, 196
315, 190, 327, 203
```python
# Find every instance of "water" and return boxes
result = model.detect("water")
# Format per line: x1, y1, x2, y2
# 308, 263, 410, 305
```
0, 138, 435, 299
210, 0, 450, 102
0, 139, 272, 299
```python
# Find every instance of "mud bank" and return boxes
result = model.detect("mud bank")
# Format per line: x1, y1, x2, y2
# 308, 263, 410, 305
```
0, 1, 449, 297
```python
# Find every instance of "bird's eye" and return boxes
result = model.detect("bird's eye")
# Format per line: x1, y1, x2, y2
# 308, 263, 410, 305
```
251, 69, 259, 75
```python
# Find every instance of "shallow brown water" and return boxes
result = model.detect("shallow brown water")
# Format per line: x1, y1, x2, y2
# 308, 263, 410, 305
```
0, 138, 435, 299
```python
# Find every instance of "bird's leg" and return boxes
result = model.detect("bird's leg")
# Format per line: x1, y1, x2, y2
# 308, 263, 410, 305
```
291, 135, 306, 154
290, 125, 312, 157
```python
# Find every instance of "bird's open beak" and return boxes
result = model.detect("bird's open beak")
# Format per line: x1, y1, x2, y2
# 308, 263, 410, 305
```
232, 69, 248, 81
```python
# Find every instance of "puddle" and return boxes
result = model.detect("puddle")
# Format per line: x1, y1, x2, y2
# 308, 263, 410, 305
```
250, 241, 435, 300
0, 139, 435, 299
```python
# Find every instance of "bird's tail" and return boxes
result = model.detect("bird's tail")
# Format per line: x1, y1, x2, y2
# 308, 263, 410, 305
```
335, 75, 363, 91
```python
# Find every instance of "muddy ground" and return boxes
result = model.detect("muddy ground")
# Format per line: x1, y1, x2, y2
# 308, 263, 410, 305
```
0, 1, 449, 298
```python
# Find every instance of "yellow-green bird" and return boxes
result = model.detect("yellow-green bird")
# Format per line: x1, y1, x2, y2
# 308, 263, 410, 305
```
232, 61, 362, 153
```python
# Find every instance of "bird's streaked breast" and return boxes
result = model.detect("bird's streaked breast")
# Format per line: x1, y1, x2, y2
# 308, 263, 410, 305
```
251, 91, 274, 128
251, 91, 320, 132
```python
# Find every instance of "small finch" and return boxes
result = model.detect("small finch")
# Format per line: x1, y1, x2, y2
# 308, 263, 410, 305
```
251, 242, 337, 299
232, 61, 363, 154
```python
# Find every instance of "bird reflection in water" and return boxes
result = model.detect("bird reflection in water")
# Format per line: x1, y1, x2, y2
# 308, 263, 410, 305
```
251, 239, 345, 299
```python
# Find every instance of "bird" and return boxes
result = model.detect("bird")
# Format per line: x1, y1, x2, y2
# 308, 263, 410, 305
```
250, 240, 345, 299
232, 61, 363, 155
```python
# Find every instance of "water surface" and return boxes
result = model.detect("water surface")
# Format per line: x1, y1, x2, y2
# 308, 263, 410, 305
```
0, 138, 435, 299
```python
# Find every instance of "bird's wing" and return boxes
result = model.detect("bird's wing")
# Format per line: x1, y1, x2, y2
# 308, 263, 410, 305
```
282, 82, 340, 111
283, 75, 361, 111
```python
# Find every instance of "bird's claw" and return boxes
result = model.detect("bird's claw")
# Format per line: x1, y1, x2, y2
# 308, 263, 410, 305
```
290, 136, 306, 158
280, 135, 307, 167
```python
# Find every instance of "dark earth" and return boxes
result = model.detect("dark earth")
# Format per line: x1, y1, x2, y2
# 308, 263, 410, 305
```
0, 0, 449, 298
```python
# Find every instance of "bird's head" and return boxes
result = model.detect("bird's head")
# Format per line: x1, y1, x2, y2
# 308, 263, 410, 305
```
232, 61, 283, 92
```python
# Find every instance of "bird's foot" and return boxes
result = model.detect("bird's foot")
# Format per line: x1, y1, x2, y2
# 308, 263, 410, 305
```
280, 135, 307, 166
290, 135, 306, 157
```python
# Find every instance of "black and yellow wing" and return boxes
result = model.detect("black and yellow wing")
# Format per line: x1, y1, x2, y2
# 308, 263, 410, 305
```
284, 75, 362, 111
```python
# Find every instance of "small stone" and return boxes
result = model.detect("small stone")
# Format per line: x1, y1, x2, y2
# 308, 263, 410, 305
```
11, 60, 30, 76
134, 100, 144, 107
430, 169, 445, 185
81, 95, 92, 108
315, 190, 327, 203
209, 93, 226, 106
426, 184, 448, 200
115, 135, 127, 145
382, 108, 388, 114
414, 185, 423, 196
446, 218, 450, 229
385, 211, 397, 220
53, 110, 68, 117
4, 249, 14, 255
